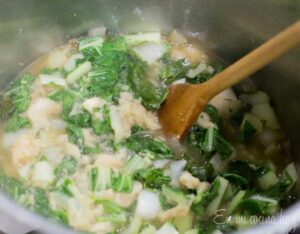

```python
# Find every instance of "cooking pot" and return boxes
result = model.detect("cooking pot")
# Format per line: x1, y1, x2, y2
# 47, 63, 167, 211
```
0, 1, 299, 233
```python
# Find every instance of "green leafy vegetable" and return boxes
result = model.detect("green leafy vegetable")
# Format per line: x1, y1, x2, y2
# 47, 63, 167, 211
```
192, 178, 221, 216
96, 199, 127, 224
112, 173, 133, 193
0, 172, 26, 200
5, 114, 31, 132
5, 73, 35, 113
66, 123, 84, 147
89, 167, 112, 192
160, 59, 189, 84
187, 126, 233, 159
134, 168, 171, 189
187, 63, 223, 84
124, 155, 148, 175
126, 134, 173, 159
128, 57, 168, 109
78, 37, 104, 63
91, 105, 112, 135
55, 156, 77, 178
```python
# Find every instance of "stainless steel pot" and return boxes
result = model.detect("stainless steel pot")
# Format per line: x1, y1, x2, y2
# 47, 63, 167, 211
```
0, 0, 299, 233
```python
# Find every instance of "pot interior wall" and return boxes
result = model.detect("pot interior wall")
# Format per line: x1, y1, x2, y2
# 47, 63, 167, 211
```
1, 0, 300, 186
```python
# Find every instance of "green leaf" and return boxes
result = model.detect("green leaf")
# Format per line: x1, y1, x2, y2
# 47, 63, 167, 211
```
89, 167, 112, 192
55, 156, 77, 178
95, 199, 126, 224
6, 73, 35, 113
0, 172, 26, 200
125, 134, 173, 159
192, 178, 221, 216
187, 63, 223, 84
134, 168, 171, 189
91, 105, 112, 135
204, 104, 220, 126
112, 173, 133, 193
128, 57, 168, 109
159, 58, 189, 84
66, 123, 84, 146
5, 114, 31, 132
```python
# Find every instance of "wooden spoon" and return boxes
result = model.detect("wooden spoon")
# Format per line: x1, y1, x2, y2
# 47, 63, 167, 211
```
159, 21, 300, 139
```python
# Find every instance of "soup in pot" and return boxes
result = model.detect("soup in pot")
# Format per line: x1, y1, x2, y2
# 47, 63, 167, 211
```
0, 29, 297, 234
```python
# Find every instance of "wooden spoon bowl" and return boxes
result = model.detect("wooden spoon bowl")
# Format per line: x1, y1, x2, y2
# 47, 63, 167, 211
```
159, 21, 300, 139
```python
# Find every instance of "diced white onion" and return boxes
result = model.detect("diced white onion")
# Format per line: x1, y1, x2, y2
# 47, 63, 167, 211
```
109, 106, 126, 142
18, 164, 31, 179
2, 129, 28, 148
209, 88, 241, 118
169, 160, 187, 183
64, 53, 84, 72
66, 61, 92, 84
50, 119, 67, 130
186, 63, 213, 78
136, 190, 160, 219
39, 74, 67, 87
251, 103, 280, 130
153, 160, 170, 169
239, 91, 270, 105
43, 147, 63, 164
82, 97, 106, 114
32, 161, 54, 186
156, 223, 179, 234
172, 78, 186, 84
133, 43, 167, 64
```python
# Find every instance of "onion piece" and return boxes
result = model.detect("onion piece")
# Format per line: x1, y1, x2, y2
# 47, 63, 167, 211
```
153, 160, 170, 169
156, 223, 179, 234
66, 61, 92, 85
64, 53, 84, 72
32, 161, 54, 186
133, 43, 167, 64
169, 160, 187, 184
39, 74, 67, 87
136, 190, 160, 219
186, 63, 213, 78
209, 88, 241, 118
239, 91, 270, 105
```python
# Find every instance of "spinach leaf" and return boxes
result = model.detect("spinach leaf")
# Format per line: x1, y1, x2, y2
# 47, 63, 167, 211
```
66, 123, 84, 147
187, 126, 233, 160
125, 134, 173, 159
6, 73, 35, 113
91, 105, 113, 135
55, 156, 77, 178
87, 37, 129, 100
187, 63, 223, 84
159, 58, 190, 84
186, 161, 214, 181
192, 178, 221, 216
204, 104, 220, 126
128, 57, 168, 109
112, 174, 133, 193
0, 172, 26, 200
5, 114, 31, 132
134, 168, 171, 189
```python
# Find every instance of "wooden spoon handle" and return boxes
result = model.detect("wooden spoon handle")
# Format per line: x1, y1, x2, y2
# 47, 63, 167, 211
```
204, 20, 300, 98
